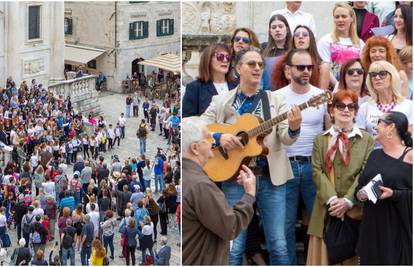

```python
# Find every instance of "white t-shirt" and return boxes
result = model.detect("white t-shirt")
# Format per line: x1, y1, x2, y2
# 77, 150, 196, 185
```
143, 167, 151, 181
88, 211, 100, 234
42, 181, 56, 198
118, 117, 126, 127
0, 214, 6, 227
213, 82, 229, 95
317, 35, 365, 63
357, 99, 413, 146
142, 222, 154, 236
278, 85, 327, 156
270, 8, 317, 37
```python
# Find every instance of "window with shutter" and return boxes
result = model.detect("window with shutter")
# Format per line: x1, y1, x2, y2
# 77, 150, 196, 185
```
64, 17, 73, 35
129, 22, 135, 40
143, 21, 149, 38
156, 20, 161, 37
28, 5, 41, 40
169, 19, 174, 35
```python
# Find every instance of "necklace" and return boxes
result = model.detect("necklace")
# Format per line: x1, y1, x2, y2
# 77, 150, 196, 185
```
377, 99, 396, 113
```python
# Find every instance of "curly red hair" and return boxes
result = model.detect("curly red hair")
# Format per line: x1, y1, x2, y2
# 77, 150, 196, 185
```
361, 36, 401, 70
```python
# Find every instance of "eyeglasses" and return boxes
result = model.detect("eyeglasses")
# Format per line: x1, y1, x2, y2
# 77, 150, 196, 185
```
244, 60, 265, 70
368, 70, 390, 79
289, 64, 314, 72
293, 32, 309, 38
334, 102, 358, 111
234, 36, 251, 44
215, 52, 232, 63
346, 68, 364, 75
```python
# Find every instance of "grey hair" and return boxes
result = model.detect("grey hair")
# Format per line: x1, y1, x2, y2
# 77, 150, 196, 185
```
160, 235, 168, 245
182, 117, 208, 155
84, 214, 90, 222
234, 46, 263, 66
19, 238, 26, 247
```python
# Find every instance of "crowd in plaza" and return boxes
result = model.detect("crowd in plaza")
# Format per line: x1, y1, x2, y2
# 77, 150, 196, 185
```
0, 64, 180, 265
183, 1, 412, 266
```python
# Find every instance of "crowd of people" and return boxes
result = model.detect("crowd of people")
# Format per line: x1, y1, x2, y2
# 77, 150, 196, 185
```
0, 64, 180, 265
183, 1, 412, 266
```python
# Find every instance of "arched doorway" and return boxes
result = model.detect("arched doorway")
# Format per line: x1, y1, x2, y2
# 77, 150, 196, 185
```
131, 58, 145, 76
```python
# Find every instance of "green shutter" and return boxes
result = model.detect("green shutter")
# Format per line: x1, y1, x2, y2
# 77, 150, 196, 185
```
169, 19, 174, 35
129, 22, 135, 40
143, 21, 148, 38
156, 20, 161, 36
66, 18, 73, 35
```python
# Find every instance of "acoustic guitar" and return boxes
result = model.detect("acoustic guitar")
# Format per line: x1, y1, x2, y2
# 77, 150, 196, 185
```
204, 91, 332, 182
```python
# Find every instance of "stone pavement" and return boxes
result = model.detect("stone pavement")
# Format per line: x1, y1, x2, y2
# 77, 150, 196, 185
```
3, 91, 181, 266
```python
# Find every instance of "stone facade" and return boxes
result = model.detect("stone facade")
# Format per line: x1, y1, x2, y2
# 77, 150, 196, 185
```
65, 1, 181, 93
182, 1, 336, 84
0, 1, 65, 87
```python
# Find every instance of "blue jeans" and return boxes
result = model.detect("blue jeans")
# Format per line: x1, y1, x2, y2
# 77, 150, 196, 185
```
103, 234, 114, 257
222, 176, 289, 265
62, 246, 75, 265
285, 159, 316, 265
155, 174, 164, 193
126, 105, 131, 118
139, 138, 146, 155
80, 245, 92, 266
144, 180, 151, 192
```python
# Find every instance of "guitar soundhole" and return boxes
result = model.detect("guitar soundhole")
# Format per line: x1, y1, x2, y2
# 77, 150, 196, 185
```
237, 132, 249, 146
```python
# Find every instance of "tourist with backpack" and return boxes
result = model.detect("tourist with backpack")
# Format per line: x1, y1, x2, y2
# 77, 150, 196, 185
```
10, 238, 31, 266
44, 196, 57, 241
79, 214, 94, 266
137, 119, 148, 155
70, 172, 82, 205
55, 168, 68, 204
100, 210, 115, 260
61, 218, 77, 266
30, 215, 48, 256
21, 206, 35, 247
13, 194, 28, 243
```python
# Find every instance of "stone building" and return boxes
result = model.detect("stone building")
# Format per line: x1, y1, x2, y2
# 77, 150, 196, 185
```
182, 1, 336, 84
0, 1, 65, 87
64, 1, 181, 93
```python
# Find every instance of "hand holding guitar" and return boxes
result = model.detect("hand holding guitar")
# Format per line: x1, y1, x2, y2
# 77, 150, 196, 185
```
287, 104, 302, 131
219, 133, 244, 151
236, 164, 256, 197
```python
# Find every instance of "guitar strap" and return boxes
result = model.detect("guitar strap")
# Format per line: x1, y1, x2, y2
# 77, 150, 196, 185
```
260, 90, 271, 121
246, 90, 270, 120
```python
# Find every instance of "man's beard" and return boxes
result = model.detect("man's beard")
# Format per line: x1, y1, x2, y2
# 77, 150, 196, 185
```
292, 75, 309, 86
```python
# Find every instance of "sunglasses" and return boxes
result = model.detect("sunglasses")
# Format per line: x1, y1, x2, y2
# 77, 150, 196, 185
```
245, 60, 264, 70
334, 102, 358, 111
215, 52, 232, 63
289, 64, 313, 72
346, 68, 364, 75
293, 32, 309, 38
234, 36, 251, 44
368, 70, 390, 79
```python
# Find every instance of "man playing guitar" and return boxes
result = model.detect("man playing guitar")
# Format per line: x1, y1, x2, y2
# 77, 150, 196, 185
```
200, 46, 302, 265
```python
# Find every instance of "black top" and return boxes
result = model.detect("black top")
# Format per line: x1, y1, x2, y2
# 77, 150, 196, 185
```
356, 149, 412, 265
354, 8, 367, 38
182, 80, 238, 118
15, 247, 31, 266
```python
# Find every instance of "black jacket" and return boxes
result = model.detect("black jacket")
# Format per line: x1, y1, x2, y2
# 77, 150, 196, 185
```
182, 80, 238, 117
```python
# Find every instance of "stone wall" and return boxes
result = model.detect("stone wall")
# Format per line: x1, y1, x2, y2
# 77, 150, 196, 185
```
49, 75, 101, 116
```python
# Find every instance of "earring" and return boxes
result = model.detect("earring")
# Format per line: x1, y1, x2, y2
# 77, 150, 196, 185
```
386, 131, 393, 139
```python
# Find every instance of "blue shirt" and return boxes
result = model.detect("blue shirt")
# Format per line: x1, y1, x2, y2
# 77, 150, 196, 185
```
134, 207, 149, 226
154, 157, 164, 175
124, 226, 139, 247
60, 196, 75, 213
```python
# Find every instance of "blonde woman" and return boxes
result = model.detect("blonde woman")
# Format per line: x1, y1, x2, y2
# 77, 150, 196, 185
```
317, 2, 365, 81
91, 239, 106, 266
357, 60, 413, 147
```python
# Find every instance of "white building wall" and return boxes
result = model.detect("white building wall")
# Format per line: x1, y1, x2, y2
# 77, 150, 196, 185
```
0, 2, 65, 87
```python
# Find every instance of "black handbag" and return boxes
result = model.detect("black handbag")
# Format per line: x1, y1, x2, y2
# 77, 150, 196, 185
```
323, 209, 360, 264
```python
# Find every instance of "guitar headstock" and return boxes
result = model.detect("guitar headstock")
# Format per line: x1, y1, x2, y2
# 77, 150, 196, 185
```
308, 91, 333, 108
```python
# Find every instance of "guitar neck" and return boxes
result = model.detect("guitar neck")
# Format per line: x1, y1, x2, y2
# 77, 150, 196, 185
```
248, 101, 310, 137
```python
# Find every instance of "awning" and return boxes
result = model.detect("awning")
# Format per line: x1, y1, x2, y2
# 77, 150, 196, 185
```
65, 44, 106, 65
138, 53, 180, 73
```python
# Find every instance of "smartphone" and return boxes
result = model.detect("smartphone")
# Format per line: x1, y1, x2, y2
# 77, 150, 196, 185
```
372, 180, 383, 199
